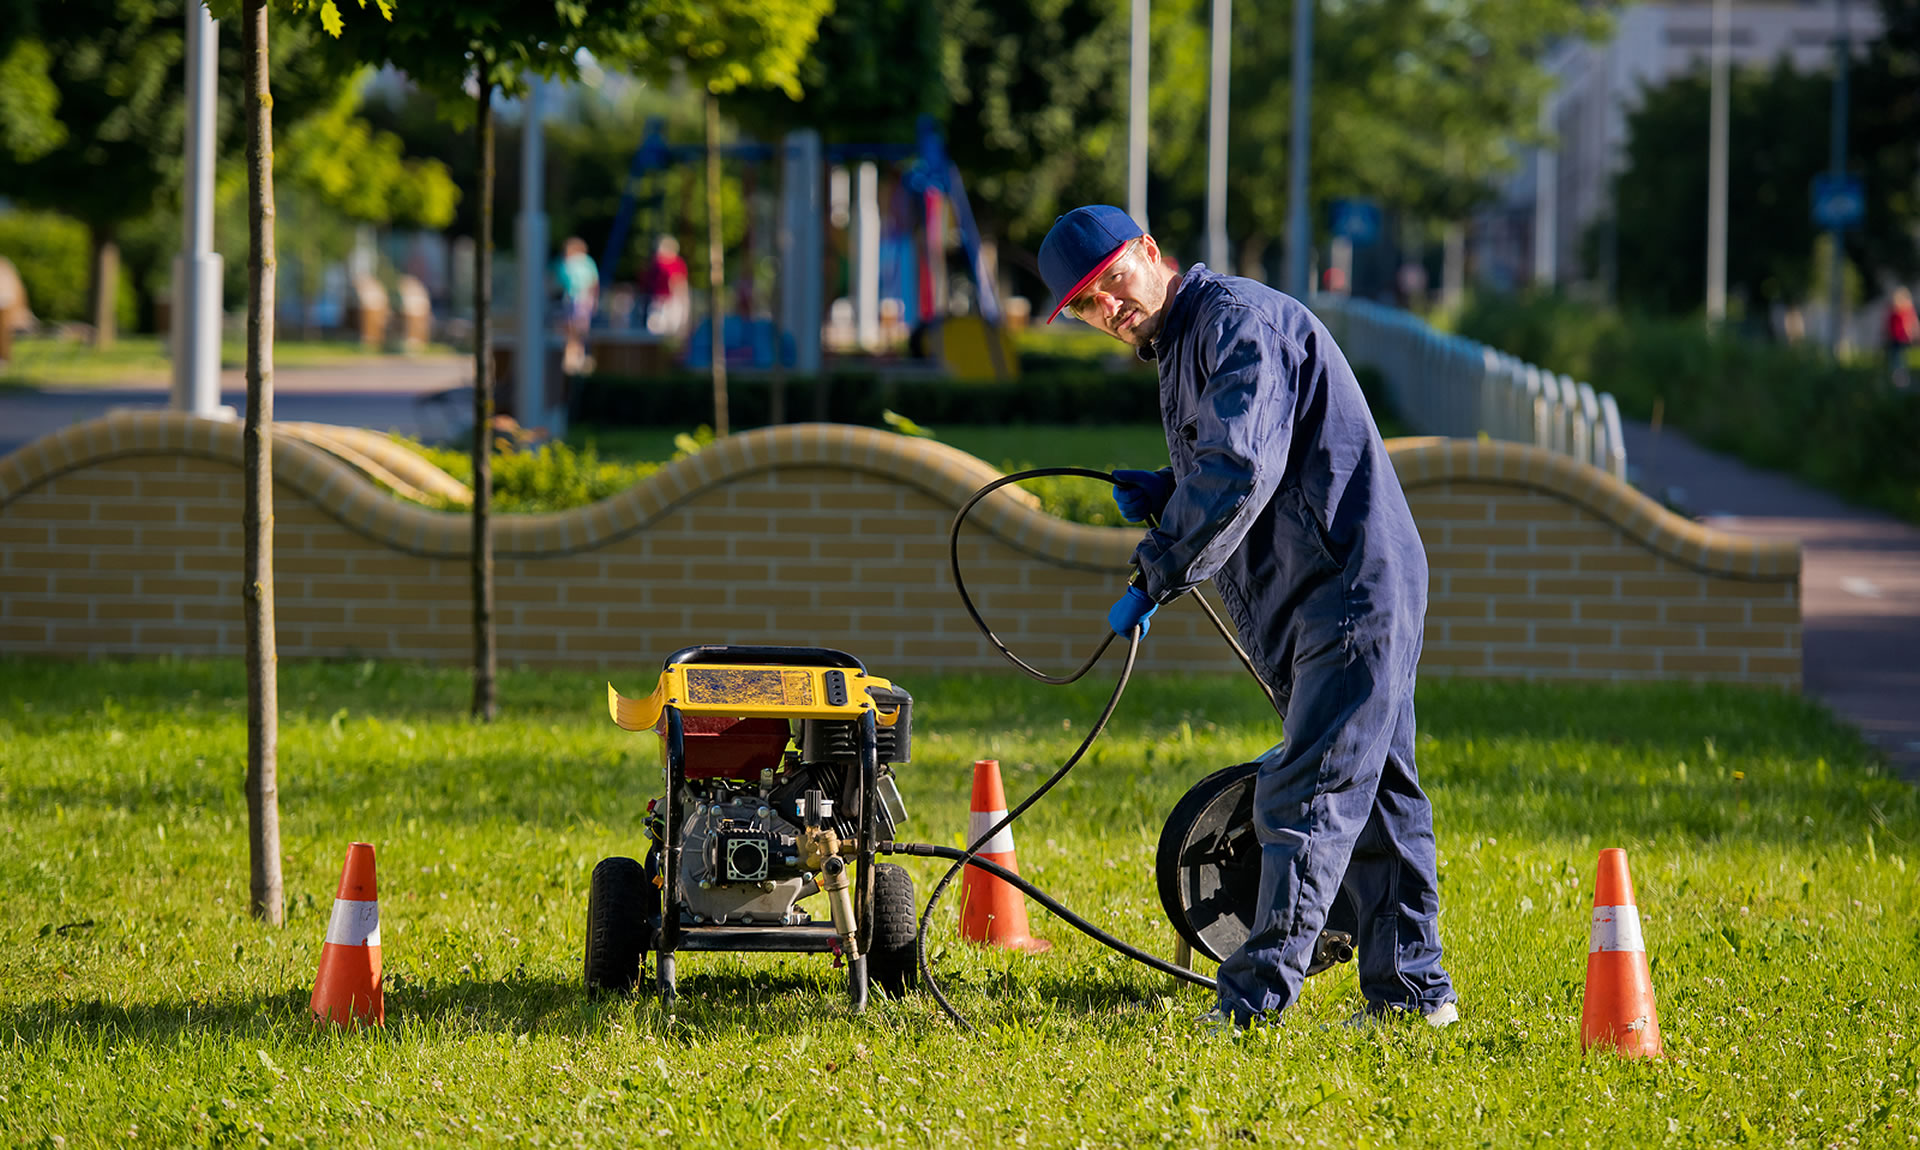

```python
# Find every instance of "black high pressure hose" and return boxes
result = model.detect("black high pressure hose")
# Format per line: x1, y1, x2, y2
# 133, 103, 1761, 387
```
881, 468, 1281, 1031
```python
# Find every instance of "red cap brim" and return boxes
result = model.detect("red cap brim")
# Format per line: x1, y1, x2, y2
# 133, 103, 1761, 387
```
1045, 243, 1130, 324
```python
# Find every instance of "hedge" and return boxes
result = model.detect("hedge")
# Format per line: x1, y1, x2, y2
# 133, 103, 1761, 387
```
1458, 293, 1920, 524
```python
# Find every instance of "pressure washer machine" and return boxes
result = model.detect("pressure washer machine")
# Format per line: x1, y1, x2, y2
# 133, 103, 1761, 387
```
586, 645, 920, 1009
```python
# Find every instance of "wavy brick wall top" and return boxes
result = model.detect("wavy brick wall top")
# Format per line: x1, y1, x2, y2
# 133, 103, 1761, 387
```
0, 413, 1800, 685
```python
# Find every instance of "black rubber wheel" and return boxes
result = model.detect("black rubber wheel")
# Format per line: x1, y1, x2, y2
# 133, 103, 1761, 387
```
1156, 760, 1356, 972
866, 862, 919, 998
584, 855, 655, 997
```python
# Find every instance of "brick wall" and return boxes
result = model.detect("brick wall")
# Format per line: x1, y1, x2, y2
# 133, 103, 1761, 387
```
0, 414, 1800, 686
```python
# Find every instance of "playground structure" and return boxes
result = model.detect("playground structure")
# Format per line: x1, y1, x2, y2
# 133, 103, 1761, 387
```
593, 115, 1013, 380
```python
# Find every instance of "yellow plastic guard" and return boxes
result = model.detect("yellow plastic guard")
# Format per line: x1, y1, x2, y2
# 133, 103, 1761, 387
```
606, 665, 899, 733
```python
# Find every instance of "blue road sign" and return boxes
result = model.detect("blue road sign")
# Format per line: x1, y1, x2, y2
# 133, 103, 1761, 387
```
1811, 173, 1865, 232
1330, 199, 1382, 246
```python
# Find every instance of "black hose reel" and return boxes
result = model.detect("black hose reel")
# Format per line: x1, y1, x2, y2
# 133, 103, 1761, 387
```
1155, 758, 1358, 974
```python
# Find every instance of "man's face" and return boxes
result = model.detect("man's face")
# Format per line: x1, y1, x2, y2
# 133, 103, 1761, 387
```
1063, 238, 1173, 347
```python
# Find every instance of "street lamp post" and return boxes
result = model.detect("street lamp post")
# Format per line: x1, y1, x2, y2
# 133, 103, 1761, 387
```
1206, 0, 1231, 271
1705, 0, 1730, 324
171, 1, 223, 417
1129, 0, 1149, 230
1827, 0, 1852, 353
1284, 0, 1314, 298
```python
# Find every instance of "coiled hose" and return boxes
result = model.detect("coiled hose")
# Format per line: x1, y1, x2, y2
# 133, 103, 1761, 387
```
884, 468, 1281, 1031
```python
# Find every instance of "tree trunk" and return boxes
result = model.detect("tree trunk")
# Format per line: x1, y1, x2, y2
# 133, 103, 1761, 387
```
706, 92, 729, 438
89, 228, 119, 348
470, 80, 497, 723
241, 0, 282, 926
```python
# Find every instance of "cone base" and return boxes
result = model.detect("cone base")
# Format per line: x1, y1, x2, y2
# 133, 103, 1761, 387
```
966, 933, 1053, 954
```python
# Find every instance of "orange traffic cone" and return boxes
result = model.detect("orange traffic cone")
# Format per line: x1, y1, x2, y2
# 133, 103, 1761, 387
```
1581, 847, 1662, 1057
311, 842, 384, 1027
958, 759, 1051, 953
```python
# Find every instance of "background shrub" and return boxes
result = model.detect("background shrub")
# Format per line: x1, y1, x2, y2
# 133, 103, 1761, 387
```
0, 210, 135, 330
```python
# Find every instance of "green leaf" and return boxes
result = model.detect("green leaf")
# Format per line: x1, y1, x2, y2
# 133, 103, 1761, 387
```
319, 0, 344, 38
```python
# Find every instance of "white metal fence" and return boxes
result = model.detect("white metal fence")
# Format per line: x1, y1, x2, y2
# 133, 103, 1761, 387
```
1313, 295, 1628, 480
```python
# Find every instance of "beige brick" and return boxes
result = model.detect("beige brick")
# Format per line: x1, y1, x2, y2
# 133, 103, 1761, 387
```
97, 501, 178, 523
0, 573, 49, 593
1746, 655, 1802, 676
521, 607, 603, 628
183, 603, 240, 622
52, 624, 135, 645
140, 576, 226, 597
95, 601, 177, 621
1492, 599, 1574, 621
181, 504, 239, 524
140, 527, 224, 549
1535, 625, 1615, 646
651, 586, 730, 607
562, 631, 657, 653
1622, 626, 1702, 648
1498, 648, 1573, 670
689, 609, 771, 631
1421, 645, 1488, 668
764, 610, 853, 631
1707, 577, 1791, 601
53, 526, 135, 547
1662, 652, 1744, 674
12, 498, 96, 521
317, 629, 404, 651
826, 541, 901, 560
643, 537, 713, 557
138, 626, 222, 646
731, 538, 814, 560
52, 574, 138, 596
351, 605, 438, 626
279, 555, 349, 577
1449, 526, 1531, 547
1492, 551, 1575, 572
0, 524, 51, 544
1575, 649, 1658, 672
1448, 623, 1530, 644
0, 622, 48, 643
13, 599, 88, 620
1423, 548, 1491, 572
1666, 602, 1746, 624
691, 561, 771, 583
13, 550, 92, 571
606, 609, 687, 629
730, 489, 817, 510
279, 604, 348, 625
1750, 604, 1800, 625
1426, 597, 1488, 619
1578, 551, 1662, 573
1534, 576, 1615, 597
1621, 576, 1706, 600
349, 556, 436, 578
1494, 500, 1579, 522
1577, 601, 1660, 623
1704, 626, 1793, 651
1446, 575, 1530, 596
1534, 527, 1619, 549
391, 582, 464, 601
603, 559, 691, 580
683, 511, 774, 535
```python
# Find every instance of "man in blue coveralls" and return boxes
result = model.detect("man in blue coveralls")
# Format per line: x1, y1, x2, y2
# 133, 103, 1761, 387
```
1037, 205, 1457, 1028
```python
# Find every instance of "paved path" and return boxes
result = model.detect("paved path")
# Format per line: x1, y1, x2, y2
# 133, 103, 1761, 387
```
1623, 419, 1920, 780
0, 357, 472, 459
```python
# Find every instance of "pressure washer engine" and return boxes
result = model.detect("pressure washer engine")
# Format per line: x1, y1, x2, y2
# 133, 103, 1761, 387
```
586, 645, 920, 1009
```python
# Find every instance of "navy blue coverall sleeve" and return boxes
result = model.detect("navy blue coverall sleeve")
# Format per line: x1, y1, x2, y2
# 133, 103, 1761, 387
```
1134, 306, 1298, 601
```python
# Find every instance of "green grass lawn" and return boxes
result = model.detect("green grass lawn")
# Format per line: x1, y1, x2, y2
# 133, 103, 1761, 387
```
0, 335, 459, 388
5, 658, 1915, 1147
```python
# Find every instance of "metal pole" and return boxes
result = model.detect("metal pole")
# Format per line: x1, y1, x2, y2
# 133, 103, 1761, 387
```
1827, 0, 1851, 354
1129, 0, 1150, 229
172, 1, 223, 416
1284, 0, 1314, 297
1533, 90, 1558, 286
517, 78, 551, 434
1705, 0, 1730, 323
854, 161, 880, 351
1206, 0, 1230, 271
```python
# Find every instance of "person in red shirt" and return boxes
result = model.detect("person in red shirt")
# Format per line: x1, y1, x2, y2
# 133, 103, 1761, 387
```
1886, 287, 1917, 390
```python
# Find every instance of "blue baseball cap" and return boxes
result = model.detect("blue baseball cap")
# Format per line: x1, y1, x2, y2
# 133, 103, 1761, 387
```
1038, 205, 1144, 323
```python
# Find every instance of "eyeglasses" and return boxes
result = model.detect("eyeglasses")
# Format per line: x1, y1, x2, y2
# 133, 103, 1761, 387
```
1064, 243, 1139, 322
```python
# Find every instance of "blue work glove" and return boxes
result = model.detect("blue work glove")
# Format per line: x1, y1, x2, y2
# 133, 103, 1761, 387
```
1108, 585, 1159, 638
1112, 469, 1175, 523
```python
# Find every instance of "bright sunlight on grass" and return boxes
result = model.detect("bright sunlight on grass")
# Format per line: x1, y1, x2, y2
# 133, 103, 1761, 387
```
3, 657, 1915, 1146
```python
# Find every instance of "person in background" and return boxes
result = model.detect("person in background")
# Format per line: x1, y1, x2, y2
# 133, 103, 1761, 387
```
556, 237, 599, 373
645, 235, 691, 340
1886, 287, 1917, 390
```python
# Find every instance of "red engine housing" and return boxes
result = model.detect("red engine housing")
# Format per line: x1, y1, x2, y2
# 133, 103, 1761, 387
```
667, 714, 792, 779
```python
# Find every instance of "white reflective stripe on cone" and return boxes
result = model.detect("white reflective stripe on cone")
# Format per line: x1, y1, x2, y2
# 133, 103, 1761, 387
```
326, 898, 382, 947
967, 809, 1015, 855
1589, 904, 1644, 953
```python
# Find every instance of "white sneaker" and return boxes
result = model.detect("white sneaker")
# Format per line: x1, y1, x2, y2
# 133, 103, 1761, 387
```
1423, 1002, 1459, 1028
1197, 1007, 1242, 1037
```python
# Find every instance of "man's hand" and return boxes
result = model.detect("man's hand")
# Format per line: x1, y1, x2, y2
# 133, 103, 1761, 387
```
1108, 585, 1159, 638
1112, 469, 1175, 522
